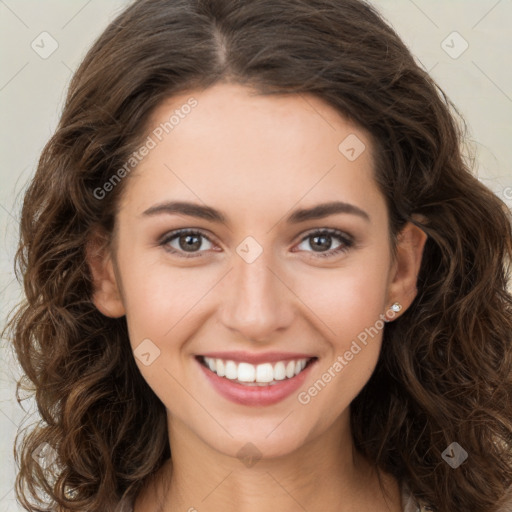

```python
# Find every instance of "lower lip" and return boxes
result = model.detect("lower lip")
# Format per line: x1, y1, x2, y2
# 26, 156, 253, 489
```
197, 358, 316, 406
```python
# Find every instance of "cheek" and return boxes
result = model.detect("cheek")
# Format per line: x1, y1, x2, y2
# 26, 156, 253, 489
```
296, 254, 390, 340
295, 279, 387, 429
115, 245, 202, 343
291, 253, 390, 415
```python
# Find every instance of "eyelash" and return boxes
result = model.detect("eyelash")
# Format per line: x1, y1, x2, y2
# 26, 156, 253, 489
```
159, 228, 354, 259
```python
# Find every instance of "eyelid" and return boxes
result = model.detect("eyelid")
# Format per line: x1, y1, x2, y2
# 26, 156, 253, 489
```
159, 227, 214, 243
297, 227, 353, 244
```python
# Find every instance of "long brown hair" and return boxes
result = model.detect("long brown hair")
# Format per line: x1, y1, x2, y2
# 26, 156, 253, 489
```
5, 0, 512, 511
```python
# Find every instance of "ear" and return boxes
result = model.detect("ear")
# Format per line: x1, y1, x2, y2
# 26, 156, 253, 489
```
386, 218, 428, 317
85, 229, 126, 318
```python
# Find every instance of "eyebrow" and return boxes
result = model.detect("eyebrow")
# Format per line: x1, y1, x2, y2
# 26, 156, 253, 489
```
141, 200, 370, 224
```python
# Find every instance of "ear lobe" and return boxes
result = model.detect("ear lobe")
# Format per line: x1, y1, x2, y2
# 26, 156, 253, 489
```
388, 219, 428, 312
86, 230, 126, 318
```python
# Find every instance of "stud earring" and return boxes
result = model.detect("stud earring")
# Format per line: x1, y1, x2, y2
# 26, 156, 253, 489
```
384, 302, 402, 323
390, 302, 402, 313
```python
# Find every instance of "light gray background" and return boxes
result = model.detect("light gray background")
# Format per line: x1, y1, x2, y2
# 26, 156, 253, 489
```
1, 1, 511, 509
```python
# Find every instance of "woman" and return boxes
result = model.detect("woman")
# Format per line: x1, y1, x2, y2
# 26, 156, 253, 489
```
6, 0, 512, 511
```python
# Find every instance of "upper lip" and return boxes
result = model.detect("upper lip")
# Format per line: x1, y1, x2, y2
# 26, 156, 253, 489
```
198, 351, 316, 365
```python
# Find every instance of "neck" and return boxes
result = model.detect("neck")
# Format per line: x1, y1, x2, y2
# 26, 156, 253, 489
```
134, 411, 403, 512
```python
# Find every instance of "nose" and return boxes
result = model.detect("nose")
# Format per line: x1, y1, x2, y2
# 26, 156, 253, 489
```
218, 249, 295, 343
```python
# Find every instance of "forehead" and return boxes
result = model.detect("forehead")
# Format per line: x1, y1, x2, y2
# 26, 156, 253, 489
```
120, 83, 384, 221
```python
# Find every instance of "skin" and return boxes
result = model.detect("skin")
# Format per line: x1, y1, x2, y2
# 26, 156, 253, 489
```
87, 82, 427, 511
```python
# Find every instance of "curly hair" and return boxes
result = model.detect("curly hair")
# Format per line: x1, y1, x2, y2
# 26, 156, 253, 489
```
4, 0, 512, 510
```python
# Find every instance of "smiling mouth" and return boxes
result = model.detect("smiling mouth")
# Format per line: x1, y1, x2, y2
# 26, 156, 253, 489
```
196, 355, 317, 386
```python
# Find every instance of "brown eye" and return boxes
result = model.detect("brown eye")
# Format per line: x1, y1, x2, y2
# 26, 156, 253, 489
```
295, 229, 354, 258
160, 229, 214, 258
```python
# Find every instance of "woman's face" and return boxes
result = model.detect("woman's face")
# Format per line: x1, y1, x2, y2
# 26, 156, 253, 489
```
91, 83, 425, 460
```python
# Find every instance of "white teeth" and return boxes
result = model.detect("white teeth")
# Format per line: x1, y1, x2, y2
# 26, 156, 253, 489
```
237, 362, 256, 382
256, 363, 273, 383
202, 356, 312, 384
285, 361, 295, 378
273, 361, 286, 381
216, 359, 225, 377
225, 360, 238, 380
